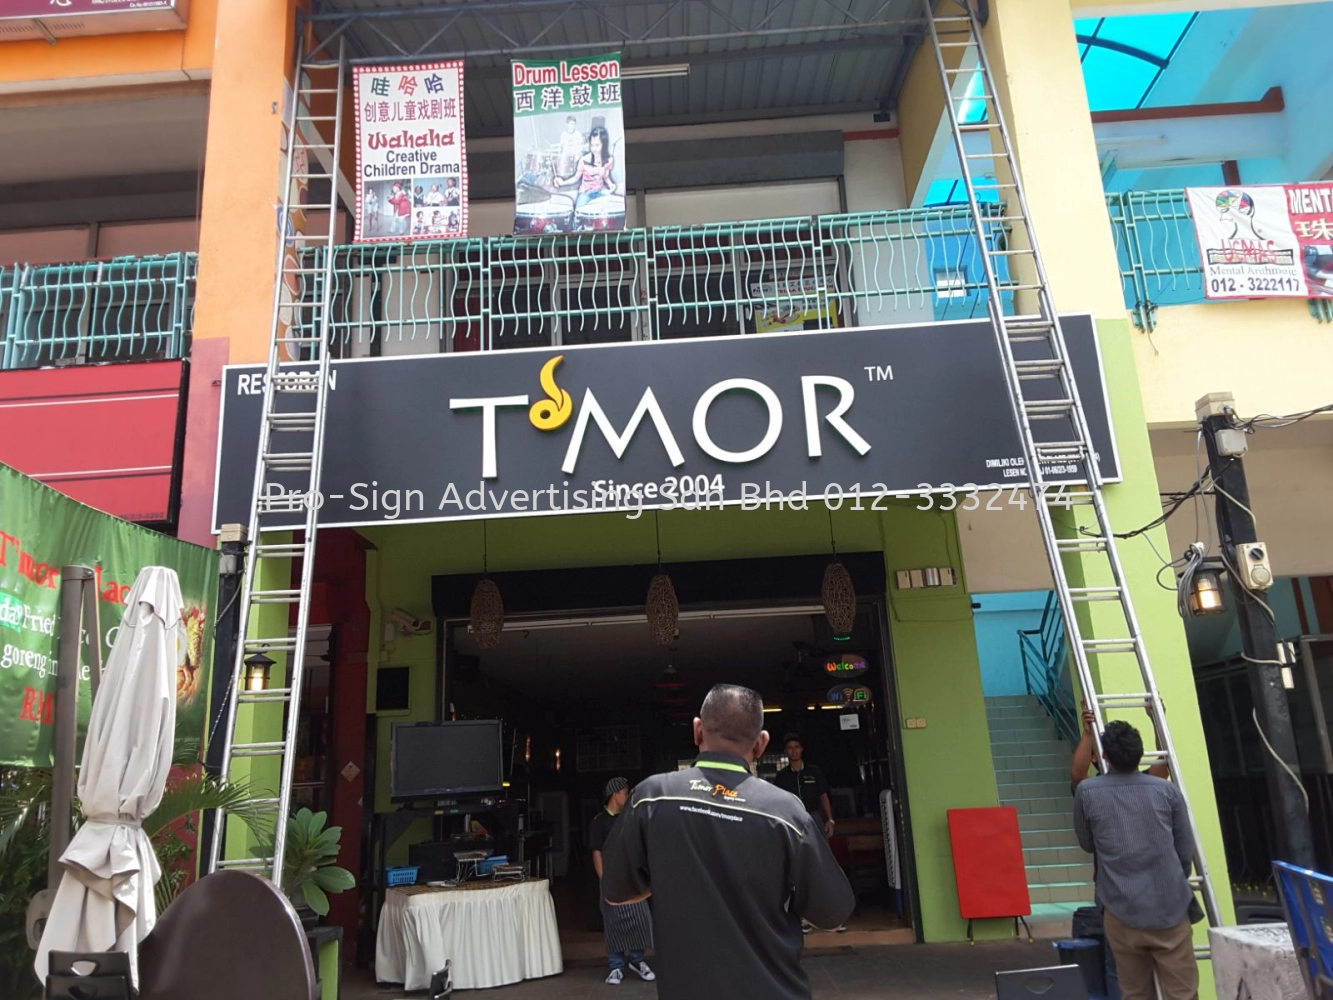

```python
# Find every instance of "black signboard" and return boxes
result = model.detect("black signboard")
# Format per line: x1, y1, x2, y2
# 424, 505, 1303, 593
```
211, 316, 1120, 531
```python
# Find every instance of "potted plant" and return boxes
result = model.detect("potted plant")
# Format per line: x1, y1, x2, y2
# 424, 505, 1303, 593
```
277, 808, 356, 931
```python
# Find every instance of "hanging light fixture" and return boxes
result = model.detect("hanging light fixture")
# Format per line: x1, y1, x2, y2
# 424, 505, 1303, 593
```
653, 650, 686, 693
1189, 567, 1226, 616
822, 507, 856, 639
646, 511, 679, 645
244, 652, 275, 692
470, 521, 504, 649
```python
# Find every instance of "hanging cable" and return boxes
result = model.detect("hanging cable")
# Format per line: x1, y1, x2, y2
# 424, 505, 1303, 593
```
1236, 402, 1333, 432
1253, 707, 1309, 812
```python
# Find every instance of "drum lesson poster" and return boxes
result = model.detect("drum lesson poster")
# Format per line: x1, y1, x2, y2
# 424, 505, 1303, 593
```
511, 53, 627, 236
353, 61, 468, 243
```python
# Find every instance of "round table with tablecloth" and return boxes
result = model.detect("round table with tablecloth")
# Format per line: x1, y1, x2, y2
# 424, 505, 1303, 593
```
374, 879, 563, 991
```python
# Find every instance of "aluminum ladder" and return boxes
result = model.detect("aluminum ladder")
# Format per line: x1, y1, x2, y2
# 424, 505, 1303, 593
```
206, 40, 347, 882
922, 0, 1222, 937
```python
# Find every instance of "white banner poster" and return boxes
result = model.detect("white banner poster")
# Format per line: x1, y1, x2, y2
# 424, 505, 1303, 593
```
511, 53, 626, 235
1186, 186, 1307, 299
353, 61, 468, 243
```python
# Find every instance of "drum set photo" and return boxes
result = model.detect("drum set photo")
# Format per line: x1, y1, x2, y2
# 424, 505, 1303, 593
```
513, 134, 626, 236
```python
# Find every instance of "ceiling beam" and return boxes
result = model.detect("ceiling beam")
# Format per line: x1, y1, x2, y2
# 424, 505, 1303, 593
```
464, 100, 882, 139
461, 35, 903, 81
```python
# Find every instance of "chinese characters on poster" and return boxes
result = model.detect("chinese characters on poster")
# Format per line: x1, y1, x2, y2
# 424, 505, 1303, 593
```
511, 54, 626, 235
1187, 184, 1333, 300
353, 62, 467, 243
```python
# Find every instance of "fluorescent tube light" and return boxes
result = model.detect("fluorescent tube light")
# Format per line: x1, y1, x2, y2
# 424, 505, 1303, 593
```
622, 63, 690, 80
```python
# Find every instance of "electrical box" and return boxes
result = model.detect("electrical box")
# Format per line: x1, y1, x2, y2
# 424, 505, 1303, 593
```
1236, 542, 1274, 590
1215, 428, 1249, 457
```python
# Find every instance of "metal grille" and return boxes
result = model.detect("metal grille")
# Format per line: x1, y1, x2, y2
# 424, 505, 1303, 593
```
312, 205, 1017, 353
1106, 190, 1333, 330
1, 253, 197, 370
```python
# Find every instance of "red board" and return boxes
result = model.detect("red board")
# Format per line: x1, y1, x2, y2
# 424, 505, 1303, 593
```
947, 807, 1031, 919
0, 361, 185, 523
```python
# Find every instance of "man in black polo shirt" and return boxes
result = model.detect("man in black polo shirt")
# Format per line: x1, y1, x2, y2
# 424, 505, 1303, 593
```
600, 684, 855, 1000
773, 733, 835, 838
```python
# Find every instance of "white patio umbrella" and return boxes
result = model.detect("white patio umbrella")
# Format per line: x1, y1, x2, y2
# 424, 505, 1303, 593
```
34, 566, 181, 988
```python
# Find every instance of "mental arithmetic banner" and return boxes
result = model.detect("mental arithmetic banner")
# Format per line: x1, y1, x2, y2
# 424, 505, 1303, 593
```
0, 464, 217, 767
511, 54, 626, 236
1188, 184, 1333, 300
354, 62, 468, 243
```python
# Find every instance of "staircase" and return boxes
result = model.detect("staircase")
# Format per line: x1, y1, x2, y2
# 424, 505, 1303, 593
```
986, 695, 1094, 918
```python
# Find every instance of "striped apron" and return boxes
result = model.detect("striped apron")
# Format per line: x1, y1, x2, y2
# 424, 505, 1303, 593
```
599, 894, 653, 957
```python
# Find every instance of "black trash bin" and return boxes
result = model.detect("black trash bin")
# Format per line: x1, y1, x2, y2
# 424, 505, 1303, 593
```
1055, 938, 1107, 999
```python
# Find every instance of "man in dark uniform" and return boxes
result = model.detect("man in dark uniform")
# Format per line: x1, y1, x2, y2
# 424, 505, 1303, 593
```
773, 733, 843, 933
586, 777, 655, 986
773, 733, 836, 838
600, 684, 854, 1000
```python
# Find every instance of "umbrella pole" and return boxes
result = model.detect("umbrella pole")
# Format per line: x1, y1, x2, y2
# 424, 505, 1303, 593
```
49, 565, 94, 889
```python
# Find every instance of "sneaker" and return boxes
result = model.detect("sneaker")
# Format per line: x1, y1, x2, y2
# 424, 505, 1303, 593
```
631, 962, 656, 982
801, 920, 813, 935
606, 968, 624, 985
835, 924, 848, 933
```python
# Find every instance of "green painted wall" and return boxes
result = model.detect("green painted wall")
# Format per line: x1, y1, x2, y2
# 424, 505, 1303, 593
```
1057, 318, 1236, 946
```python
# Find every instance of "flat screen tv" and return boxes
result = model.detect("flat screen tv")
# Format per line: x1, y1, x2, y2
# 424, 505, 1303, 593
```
391, 720, 504, 801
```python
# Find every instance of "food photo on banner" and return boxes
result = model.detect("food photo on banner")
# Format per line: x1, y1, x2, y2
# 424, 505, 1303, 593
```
1187, 183, 1333, 300
0, 463, 216, 768
353, 61, 468, 243
511, 53, 626, 235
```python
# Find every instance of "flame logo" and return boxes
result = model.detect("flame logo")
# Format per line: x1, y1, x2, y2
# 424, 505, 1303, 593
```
529, 354, 573, 431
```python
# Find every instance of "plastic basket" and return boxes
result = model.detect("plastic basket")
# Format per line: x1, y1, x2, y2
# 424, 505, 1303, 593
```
386, 866, 419, 887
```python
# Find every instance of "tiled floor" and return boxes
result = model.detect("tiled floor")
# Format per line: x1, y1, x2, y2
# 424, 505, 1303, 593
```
347, 939, 1055, 998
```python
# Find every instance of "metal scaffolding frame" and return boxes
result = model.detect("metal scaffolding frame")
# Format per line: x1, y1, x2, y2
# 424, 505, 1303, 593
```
303, 0, 920, 65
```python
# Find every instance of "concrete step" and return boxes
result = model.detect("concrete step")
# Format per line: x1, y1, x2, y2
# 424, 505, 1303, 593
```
1024, 845, 1092, 868
986, 696, 1041, 707
1028, 882, 1096, 905
993, 752, 1071, 773
1018, 810, 1076, 832
1020, 829, 1084, 850
997, 730, 1066, 746
1027, 861, 1095, 886
997, 780, 1071, 801
996, 767, 1070, 787
986, 707, 1050, 723
1004, 796, 1074, 816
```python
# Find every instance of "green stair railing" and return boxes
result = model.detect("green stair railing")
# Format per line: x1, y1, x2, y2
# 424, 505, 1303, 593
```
1106, 189, 1333, 331
299, 205, 1013, 354
1, 253, 197, 371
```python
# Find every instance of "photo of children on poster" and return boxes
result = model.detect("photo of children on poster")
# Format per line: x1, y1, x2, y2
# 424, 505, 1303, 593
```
1187, 183, 1333, 300
511, 53, 626, 235
353, 61, 468, 243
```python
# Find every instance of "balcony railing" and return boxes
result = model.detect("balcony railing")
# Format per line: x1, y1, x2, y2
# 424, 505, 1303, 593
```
298, 207, 1015, 354
1106, 190, 1333, 332
1, 253, 197, 371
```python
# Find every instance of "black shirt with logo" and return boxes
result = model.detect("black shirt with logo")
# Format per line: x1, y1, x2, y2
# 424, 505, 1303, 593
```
773, 763, 831, 818
601, 751, 855, 1000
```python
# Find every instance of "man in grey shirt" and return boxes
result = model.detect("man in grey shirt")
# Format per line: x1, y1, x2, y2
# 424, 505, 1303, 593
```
1073, 720, 1198, 1000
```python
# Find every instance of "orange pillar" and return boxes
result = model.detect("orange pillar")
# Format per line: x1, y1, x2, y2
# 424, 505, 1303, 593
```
178, 0, 300, 546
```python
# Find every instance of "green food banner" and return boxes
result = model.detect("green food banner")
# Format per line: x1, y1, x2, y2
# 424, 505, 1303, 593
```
0, 462, 217, 767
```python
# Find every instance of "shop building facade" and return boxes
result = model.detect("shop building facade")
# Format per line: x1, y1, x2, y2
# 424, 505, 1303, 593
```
4, 0, 1333, 982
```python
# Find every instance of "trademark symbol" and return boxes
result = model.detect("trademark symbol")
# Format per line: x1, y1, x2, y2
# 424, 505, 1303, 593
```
863, 365, 894, 382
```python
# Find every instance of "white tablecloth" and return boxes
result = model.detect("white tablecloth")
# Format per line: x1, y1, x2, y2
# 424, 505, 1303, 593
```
375, 880, 564, 991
